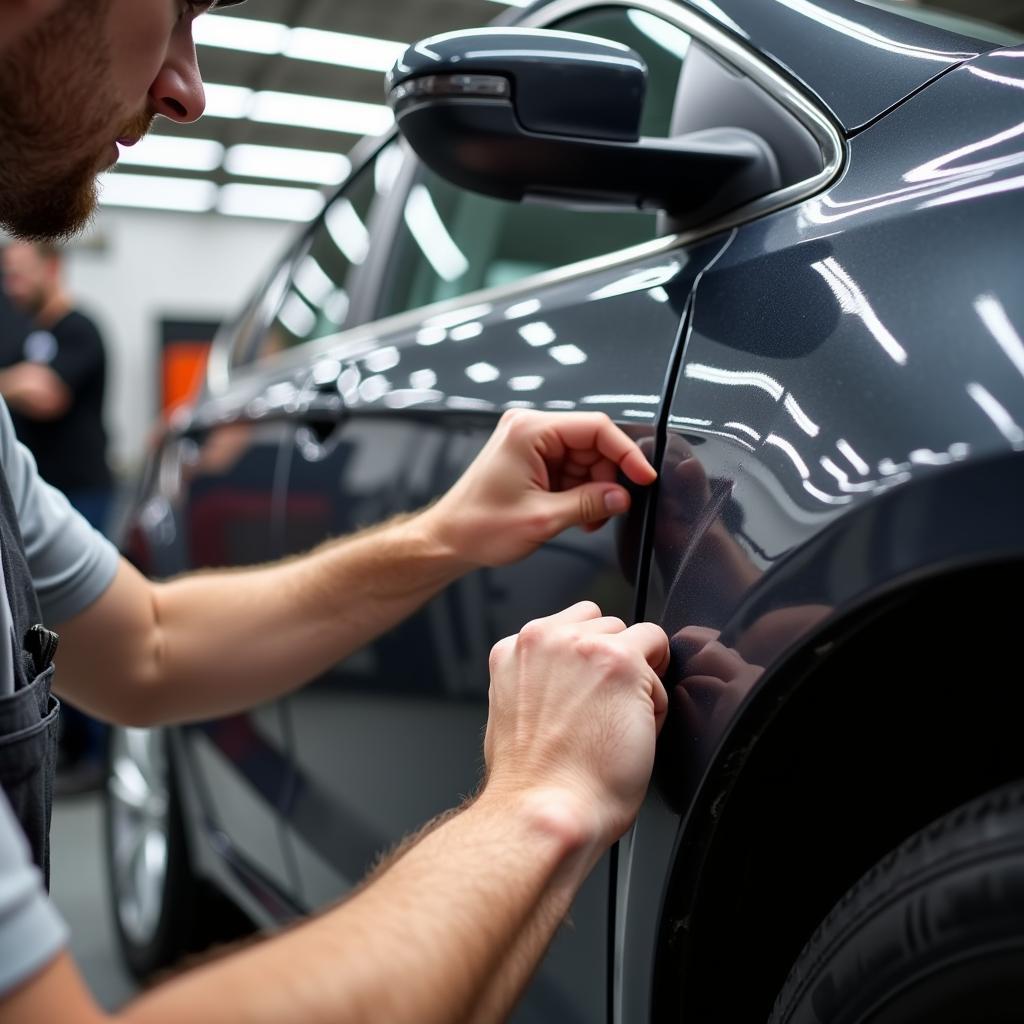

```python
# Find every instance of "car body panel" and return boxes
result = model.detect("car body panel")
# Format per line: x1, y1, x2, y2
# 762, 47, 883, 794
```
615, 43, 1024, 1020
269, 233, 731, 1022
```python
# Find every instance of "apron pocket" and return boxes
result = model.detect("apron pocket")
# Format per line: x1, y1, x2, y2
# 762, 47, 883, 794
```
0, 666, 59, 885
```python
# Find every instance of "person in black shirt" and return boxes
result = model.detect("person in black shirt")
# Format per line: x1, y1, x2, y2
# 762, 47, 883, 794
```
0, 241, 113, 534
0, 240, 113, 791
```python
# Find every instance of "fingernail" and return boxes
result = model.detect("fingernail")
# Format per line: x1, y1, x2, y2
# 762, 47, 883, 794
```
604, 490, 629, 514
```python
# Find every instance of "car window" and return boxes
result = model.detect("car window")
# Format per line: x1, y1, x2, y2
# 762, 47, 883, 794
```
230, 141, 405, 371
373, 6, 692, 320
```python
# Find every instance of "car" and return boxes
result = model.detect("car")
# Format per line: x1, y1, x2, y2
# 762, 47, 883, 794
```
105, 1, 1024, 1021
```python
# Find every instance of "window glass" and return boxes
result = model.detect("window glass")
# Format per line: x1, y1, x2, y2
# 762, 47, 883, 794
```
232, 141, 404, 370
375, 7, 692, 320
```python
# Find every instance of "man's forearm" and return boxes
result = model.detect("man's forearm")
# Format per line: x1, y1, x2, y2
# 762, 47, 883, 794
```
57, 511, 468, 726
119, 789, 597, 1024
147, 511, 465, 723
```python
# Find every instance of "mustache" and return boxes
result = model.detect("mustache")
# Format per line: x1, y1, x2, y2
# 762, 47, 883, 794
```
116, 109, 156, 144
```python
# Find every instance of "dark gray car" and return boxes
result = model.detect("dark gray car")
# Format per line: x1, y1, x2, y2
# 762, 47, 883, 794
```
107, 1, 1024, 1020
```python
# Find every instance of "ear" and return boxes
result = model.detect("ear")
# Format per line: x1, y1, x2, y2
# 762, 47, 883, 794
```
0, 0, 63, 54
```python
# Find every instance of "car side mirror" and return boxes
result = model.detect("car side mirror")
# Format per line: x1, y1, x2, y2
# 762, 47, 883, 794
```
386, 28, 780, 224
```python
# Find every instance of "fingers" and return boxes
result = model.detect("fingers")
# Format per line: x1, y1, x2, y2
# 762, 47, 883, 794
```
541, 600, 604, 626
537, 412, 657, 487
543, 481, 631, 533
622, 622, 671, 676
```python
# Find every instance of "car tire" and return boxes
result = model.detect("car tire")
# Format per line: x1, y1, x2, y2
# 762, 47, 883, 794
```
769, 781, 1024, 1024
104, 726, 248, 978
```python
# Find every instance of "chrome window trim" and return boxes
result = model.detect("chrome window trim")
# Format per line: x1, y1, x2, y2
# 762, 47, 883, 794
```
212, 0, 844, 396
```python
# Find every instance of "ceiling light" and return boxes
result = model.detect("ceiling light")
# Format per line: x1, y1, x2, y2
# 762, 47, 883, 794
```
99, 172, 217, 212
203, 83, 254, 119
117, 136, 223, 172
218, 183, 325, 221
250, 91, 394, 136
193, 14, 288, 54
225, 144, 351, 185
195, 14, 406, 73
285, 27, 406, 72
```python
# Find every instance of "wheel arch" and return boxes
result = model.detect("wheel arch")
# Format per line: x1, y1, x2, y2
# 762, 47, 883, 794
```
650, 451, 1024, 1021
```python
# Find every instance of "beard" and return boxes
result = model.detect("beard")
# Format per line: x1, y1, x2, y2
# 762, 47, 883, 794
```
0, 0, 128, 242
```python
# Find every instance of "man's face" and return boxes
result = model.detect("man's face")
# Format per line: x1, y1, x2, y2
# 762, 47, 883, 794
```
0, 0, 210, 241
1, 244, 52, 315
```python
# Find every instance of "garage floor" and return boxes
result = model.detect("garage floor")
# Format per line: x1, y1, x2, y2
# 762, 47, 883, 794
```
50, 793, 139, 1012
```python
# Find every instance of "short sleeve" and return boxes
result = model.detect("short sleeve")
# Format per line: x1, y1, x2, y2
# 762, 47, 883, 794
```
47, 314, 104, 393
0, 788, 67, 997
0, 399, 119, 624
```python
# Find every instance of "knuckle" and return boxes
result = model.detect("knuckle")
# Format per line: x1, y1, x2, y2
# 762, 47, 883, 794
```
579, 490, 600, 523
517, 618, 547, 646
489, 635, 515, 671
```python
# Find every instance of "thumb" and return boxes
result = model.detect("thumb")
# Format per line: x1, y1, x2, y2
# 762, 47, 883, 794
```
544, 483, 631, 533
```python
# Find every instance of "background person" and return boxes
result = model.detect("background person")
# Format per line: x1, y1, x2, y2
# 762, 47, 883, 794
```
0, 240, 114, 793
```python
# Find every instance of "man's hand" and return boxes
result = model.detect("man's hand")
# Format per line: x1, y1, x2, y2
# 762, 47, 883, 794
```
420, 409, 657, 568
483, 601, 670, 847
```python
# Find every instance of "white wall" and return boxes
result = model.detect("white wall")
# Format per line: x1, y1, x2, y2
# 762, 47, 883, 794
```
64, 207, 293, 473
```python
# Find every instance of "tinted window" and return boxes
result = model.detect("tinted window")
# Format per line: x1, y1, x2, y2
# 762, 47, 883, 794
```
374, 7, 692, 319
232, 141, 405, 370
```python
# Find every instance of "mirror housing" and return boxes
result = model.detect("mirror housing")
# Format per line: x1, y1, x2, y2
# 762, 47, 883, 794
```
386, 28, 780, 222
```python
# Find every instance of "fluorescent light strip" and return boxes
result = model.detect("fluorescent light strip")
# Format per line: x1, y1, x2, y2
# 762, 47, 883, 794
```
117, 136, 223, 172
99, 172, 217, 212
225, 144, 351, 185
202, 82, 391, 136
250, 91, 393, 136
194, 15, 406, 73
219, 183, 326, 221
204, 83, 254, 119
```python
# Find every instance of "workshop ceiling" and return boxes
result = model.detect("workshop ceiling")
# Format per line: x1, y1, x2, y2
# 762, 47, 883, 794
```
107, 0, 516, 218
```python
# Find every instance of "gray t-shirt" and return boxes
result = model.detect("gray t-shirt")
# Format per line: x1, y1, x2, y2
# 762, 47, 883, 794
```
0, 397, 120, 996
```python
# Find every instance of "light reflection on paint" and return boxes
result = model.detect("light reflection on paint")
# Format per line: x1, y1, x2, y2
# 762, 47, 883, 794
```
450, 322, 484, 342
684, 363, 784, 400
784, 393, 820, 437
771, 0, 974, 62
466, 362, 500, 383
364, 346, 400, 373
976, 294, 1024, 380
549, 344, 588, 366
966, 382, 1024, 447
765, 433, 810, 479
416, 326, 447, 347
519, 321, 557, 347
504, 298, 542, 320
811, 257, 908, 365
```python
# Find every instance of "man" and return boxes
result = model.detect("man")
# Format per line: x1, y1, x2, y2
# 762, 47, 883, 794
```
0, 242, 113, 534
0, 3, 671, 1023
0, 242, 114, 792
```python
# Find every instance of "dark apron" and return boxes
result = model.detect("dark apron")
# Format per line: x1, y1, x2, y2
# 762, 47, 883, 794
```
0, 467, 60, 886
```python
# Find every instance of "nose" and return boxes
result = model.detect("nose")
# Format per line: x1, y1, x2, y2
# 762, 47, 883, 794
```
149, 31, 206, 123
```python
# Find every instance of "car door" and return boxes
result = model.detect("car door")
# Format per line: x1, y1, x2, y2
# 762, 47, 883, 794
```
269, 6, 754, 1021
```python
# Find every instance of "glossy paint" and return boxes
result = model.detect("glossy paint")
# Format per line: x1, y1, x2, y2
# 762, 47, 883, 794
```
615, 40, 1024, 1023
696, 0, 986, 131
269, 235, 727, 1023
